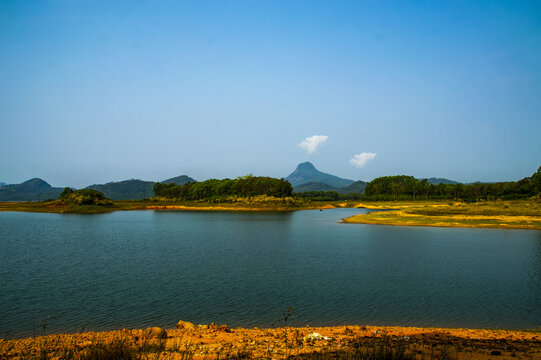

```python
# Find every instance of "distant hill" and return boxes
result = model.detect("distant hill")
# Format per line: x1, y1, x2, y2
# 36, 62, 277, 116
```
286, 162, 354, 188
86, 180, 155, 200
426, 177, 459, 185
161, 175, 195, 185
86, 175, 196, 200
0, 178, 63, 201
293, 182, 339, 192
339, 180, 367, 194
293, 179, 367, 194
0, 182, 6, 187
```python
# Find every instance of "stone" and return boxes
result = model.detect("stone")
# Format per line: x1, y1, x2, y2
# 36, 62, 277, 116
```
176, 320, 195, 330
143, 327, 167, 339
208, 323, 229, 332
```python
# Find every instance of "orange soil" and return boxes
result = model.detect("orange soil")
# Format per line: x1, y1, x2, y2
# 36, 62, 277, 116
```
2, 324, 540, 359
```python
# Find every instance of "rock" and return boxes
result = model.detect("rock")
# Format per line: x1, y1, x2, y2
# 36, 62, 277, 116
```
143, 327, 167, 339
208, 323, 230, 332
145, 338, 166, 350
76, 341, 93, 348
176, 320, 195, 330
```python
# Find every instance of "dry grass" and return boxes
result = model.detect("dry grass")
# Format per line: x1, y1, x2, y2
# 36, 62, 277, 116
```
345, 200, 541, 230
1, 325, 540, 360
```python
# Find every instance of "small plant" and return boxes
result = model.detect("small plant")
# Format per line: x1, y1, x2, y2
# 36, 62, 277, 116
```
283, 307, 294, 327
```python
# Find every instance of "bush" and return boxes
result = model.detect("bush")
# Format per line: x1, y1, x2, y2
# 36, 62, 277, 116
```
57, 189, 113, 206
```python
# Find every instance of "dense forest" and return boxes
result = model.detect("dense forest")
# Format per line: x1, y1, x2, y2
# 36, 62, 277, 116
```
296, 166, 541, 202
362, 166, 541, 201
154, 175, 293, 201
295, 191, 363, 201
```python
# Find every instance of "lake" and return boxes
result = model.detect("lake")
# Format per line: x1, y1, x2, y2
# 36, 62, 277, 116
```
1, 208, 540, 338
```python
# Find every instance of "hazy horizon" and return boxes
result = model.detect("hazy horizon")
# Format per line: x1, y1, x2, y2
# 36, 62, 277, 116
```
1, 1, 540, 188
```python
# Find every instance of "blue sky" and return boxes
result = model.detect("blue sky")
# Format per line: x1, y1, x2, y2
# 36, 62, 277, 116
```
1, 1, 540, 188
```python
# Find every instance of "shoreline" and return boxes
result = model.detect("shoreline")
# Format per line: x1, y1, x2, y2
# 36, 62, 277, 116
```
0, 200, 336, 214
343, 200, 541, 231
2, 323, 540, 359
2, 199, 541, 231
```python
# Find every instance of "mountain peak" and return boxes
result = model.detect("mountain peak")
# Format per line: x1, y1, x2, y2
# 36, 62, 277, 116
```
161, 175, 196, 185
22, 178, 52, 188
297, 162, 316, 170
286, 162, 354, 188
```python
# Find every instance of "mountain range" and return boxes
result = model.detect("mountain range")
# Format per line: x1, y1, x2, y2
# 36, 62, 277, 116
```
285, 162, 459, 193
86, 175, 194, 200
0, 164, 460, 201
0, 175, 195, 201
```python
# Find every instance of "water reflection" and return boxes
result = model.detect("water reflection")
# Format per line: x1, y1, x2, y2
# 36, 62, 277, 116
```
0, 210, 539, 339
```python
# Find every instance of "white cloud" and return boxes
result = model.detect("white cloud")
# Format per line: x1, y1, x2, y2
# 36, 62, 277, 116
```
298, 135, 328, 154
349, 152, 377, 168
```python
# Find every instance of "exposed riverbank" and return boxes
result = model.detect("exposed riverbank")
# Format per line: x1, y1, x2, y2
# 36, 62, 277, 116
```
343, 200, 541, 230
2, 199, 541, 231
2, 323, 540, 359
0, 199, 337, 214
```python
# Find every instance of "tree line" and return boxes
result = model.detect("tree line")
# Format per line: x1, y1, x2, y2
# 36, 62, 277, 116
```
295, 191, 363, 201
153, 166, 541, 202
362, 166, 541, 201
296, 166, 541, 202
153, 175, 293, 201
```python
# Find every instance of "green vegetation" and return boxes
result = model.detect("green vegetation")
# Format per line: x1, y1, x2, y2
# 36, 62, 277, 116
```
362, 165, 541, 201
57, 188, 113, 206
85, 175, 196, 200
154, 175, 293, 201
0, 178, 63, 201
86, 180, 156, 200
293, 180, 367, 195
295, 191, 363, 201
161, 175, 195, 186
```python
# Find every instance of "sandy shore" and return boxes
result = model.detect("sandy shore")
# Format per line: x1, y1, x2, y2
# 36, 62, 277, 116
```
2, 323, 540, 359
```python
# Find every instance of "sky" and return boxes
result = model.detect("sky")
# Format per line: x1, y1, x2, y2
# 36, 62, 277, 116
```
1, 1, 540, 188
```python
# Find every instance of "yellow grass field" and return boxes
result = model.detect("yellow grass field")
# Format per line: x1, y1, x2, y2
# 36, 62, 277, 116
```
344, 200, 541, 230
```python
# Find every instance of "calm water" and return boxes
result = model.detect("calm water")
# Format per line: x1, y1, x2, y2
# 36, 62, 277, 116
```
1, 209, 540, 338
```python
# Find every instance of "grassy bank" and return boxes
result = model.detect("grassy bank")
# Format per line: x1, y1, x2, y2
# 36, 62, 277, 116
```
344, 200, 541, 230
1, 324, 540, 359
0, 198, 345, 214
3, 198, 541, 231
